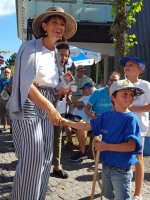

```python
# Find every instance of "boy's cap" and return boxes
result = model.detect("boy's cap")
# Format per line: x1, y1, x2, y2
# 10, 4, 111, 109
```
120, 56, 145, 70
76, 65, 86, 71
109, 79, 144, 97
80, 82, 93, 90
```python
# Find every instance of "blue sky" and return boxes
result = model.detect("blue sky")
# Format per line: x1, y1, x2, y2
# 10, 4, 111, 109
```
0, 0, 21, 66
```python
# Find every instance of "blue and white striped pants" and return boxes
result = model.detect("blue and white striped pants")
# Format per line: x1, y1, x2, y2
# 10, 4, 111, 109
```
11, 87, 57, 200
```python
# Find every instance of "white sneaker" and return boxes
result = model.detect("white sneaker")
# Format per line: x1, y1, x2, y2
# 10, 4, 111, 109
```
133, 196, 142, 200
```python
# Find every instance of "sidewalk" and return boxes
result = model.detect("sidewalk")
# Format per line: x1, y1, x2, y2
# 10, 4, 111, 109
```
0, 129, 150, 200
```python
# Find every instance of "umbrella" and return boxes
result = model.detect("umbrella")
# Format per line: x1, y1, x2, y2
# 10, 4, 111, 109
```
66, 45, 101, 68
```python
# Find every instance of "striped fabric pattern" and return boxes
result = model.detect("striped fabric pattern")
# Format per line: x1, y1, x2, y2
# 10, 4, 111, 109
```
11, 86, 56, 200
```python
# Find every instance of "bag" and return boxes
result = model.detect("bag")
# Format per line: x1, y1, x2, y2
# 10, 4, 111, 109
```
1, 89, 9, 100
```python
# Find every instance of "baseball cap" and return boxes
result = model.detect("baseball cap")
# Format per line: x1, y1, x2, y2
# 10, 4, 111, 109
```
120, 56, 145, 70
109, 79, 144, 97
76, 65, 86, 71
80, 82, 93, 90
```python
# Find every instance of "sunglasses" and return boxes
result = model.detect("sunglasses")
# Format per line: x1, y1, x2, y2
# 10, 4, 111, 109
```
5, 71, 10, 74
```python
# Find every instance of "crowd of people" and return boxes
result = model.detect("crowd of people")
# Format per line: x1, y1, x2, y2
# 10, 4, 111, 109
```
1, 5, 150, 200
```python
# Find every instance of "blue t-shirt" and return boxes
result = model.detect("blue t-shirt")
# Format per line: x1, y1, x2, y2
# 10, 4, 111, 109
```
88, 87, 112, 115
90, 111, 142, 168
0, 78, 10, 93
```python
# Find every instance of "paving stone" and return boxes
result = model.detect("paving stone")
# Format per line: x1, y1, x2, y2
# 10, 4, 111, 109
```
0, 130, 150, 200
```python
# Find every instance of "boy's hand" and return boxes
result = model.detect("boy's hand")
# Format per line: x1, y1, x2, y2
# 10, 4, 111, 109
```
89, 111, 97, 119
94, 141, 107, 151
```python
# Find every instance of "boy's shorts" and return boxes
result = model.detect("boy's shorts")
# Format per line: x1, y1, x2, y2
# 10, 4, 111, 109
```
102, 162, 133, 200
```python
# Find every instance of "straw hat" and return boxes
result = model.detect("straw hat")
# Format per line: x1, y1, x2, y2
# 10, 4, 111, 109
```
32, 6, 77, 39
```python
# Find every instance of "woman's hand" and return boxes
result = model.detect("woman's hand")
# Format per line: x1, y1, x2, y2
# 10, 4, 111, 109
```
47, 107, 62, 126
28, 84, 62, 126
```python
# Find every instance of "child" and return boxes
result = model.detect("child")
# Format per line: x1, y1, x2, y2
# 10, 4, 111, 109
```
120, 56, 150, 200
61, 79, 144, 200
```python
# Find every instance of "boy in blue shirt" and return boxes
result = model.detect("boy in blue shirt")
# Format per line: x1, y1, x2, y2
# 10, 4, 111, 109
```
61, 79, 144, 200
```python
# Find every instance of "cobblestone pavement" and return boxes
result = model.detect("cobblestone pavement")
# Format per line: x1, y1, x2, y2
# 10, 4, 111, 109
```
0, 130, 150, 200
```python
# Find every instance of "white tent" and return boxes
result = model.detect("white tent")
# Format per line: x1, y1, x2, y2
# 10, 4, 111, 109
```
66, 45, 101, 67
65, 46, 101, 83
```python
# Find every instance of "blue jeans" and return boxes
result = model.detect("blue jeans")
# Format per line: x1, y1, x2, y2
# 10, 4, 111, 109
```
102, 162, 133, 200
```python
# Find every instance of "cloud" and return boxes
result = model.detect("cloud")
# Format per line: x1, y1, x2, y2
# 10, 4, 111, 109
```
0, 0, 15, 16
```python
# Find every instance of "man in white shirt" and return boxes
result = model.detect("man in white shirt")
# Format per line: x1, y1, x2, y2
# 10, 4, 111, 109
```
64, 82, 94, 162
52, 43, 70, 179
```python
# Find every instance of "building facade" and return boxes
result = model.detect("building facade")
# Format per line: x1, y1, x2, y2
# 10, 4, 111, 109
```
15, 0, 150, 81
129, 0, 150, 81
15, 0, 116, 83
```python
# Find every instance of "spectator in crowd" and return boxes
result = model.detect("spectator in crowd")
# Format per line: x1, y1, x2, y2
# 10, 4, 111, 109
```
64, 82, 94, 161
6, 6, 77, 200
120, 56, 150, 200
72, 65, 94, 101
84, 71, 120, 119
64, 71, 120, 152
52, 43, 70, 179
96, 80, 105, 89
61, 79, 144, 200
0, 68, 11, 131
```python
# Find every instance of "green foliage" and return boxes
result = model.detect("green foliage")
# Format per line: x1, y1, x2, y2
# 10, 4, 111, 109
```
110, 0, 143, 55
5, 53, 16, 67
126, 0, 143, 28
125, 0, 143, 53
5, 53, 16, 75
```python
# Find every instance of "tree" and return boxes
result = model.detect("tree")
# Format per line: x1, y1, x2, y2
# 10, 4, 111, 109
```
5, 53, 16, 67
110, 0, 143, 77
4, 53, 16, 75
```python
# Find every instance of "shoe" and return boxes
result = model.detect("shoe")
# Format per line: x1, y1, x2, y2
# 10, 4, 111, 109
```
0, 128, 9, 132
10, 128, 12, 134
63, 142, 76, 150
69, 151, 88, 162
3, 128, 9, 131
133, 196, 142, 200
52, 169, 69, 179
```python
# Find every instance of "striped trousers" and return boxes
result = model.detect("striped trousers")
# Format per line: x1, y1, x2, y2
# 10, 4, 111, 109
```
11, 87, 56, 200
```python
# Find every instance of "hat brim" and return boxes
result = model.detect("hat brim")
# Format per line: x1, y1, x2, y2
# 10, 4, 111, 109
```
80, 87, 91, 90
32, 10, 77, 39
120, 57, 145, 70
80, 85, 93, 90
120, 57, 131, 66
76, 68, 86, 71
116, 87, 144, 97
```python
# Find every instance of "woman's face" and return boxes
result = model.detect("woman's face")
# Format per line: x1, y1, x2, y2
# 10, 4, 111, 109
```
42, 16, 66, 41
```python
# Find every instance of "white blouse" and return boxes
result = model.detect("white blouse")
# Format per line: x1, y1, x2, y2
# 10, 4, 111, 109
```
34, 46, 59, 88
